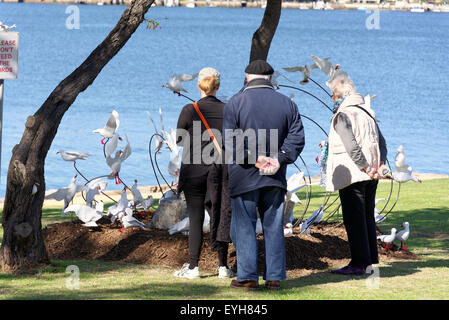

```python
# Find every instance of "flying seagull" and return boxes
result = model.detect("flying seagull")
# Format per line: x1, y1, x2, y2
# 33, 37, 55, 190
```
93, 110, 120, 144
283, 57, 330, 85
106, 134, 132, 184
56, 150, 89, 162
311, 55, 342, 87
162, 73, 198, 94
45, 175, 86, 213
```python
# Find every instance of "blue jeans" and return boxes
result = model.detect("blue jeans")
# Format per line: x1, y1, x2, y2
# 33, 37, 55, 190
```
230, 187, 286, 282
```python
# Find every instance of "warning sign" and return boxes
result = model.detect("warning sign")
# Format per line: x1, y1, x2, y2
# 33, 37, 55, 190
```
0, 32, 19, 79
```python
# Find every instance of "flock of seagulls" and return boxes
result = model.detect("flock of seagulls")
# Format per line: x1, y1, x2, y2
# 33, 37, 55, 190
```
46, 109, 155, 232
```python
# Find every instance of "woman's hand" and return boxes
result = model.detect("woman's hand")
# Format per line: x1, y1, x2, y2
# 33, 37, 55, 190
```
363, 166, 379, 180
377, 163, 392, 179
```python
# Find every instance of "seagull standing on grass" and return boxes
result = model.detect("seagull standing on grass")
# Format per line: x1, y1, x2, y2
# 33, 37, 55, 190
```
131, 179, 154, 212
395, 222, 410, 251
377, 228, 397, 252
56, 150, 89, 162
118, 208, 149, 232
162, 73, 198, 94
93, 110, 120, 144
45, 175, 86, 213
108, 188, 129, 222
64, 201, 105, 227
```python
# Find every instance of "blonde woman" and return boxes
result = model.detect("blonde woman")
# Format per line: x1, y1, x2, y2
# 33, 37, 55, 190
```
326, 72, 389, 275
174, 67, 233, 279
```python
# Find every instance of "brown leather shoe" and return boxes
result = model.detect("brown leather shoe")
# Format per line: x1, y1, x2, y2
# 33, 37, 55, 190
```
265, 280, 281, 290
230, 279, 259, 291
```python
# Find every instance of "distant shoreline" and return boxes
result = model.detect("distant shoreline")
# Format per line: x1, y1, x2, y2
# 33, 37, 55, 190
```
2, 0, 449, 13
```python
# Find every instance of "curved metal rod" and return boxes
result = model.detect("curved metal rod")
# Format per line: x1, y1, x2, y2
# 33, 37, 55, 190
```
173, 91, 195, 103
291, 162, 311, 226
300, 114, 328, 137
74, 161, 118, 204
377, 158, 395, 215
149, 133, 167, 198
308, 76, 332, 98
292, 156, 313, 228
279, 84, 333, 113
154, 148, 177, 195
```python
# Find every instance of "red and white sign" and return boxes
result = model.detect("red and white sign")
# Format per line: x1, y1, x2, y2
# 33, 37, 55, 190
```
0, 32, 19, 79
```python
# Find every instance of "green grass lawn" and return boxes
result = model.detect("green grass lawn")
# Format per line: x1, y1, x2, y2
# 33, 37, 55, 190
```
0, 178, 448, 300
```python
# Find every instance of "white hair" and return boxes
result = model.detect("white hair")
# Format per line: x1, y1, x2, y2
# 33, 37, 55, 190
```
246, 74, 271, 82
329, 72, 356, 98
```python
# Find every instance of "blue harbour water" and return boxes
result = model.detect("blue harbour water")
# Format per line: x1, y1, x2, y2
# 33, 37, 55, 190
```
0, 3, 448, 196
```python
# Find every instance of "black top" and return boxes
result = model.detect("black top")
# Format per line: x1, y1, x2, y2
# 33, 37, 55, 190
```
176, 95, 225, 184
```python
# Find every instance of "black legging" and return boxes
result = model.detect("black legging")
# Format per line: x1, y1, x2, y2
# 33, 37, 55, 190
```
339, 179, 379, 268
183, 174, 229, 269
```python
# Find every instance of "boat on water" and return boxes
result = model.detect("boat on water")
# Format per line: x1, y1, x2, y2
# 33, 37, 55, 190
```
410, 5, 425, 13
185, 1, 195, 8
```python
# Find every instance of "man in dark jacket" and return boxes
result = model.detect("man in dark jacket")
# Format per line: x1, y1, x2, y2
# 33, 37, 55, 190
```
223, 60, 305, 290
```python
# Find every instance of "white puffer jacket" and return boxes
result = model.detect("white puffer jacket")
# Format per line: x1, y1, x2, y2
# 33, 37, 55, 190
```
325, 94, 381, 192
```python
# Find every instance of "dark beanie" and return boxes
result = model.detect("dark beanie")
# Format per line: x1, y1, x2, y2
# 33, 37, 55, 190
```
245, 60, 274, 75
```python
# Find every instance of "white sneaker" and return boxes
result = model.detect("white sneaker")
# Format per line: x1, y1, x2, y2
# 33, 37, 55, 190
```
174, 263, 200, 279
217, 266, 235, 278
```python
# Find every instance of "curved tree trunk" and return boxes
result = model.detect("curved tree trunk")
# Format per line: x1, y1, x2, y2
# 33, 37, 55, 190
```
1, 0, 155, 272
249, 0, 282, 62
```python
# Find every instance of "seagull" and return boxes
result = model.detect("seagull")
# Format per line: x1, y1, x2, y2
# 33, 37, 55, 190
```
106, 133, 123, 158
146, 110, 164, 153
108, 188, 129, 222
377, 228, 397, 252
392, 146, 422, 183
162, 128, 181, 183
283, 58, 330, 85
168, 210, 210, 235
299, 206, 324, 234
0, 22, 16, 32
374, 198, 387, 223
395, 222, 410, 251
130, 179, 154, 212
45, 175, 86, 213
93, 110, 120, 144
85, 178, 108, 207
162, 73, 198, 94
311, 55, 342, 87
64, 201, 105, 227
270, 70, 295, 89
118, 208, 149, 232
56, 150, 89, 162
106, 134, 132, 184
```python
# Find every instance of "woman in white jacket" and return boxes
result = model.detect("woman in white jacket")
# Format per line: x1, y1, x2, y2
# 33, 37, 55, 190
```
326, 72, 389, 275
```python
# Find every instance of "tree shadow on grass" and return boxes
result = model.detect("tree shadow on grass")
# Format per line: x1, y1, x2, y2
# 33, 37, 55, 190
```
281, 254, 449, 292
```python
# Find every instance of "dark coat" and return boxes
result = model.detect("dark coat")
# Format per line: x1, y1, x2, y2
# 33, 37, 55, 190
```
222, 78, 305, 197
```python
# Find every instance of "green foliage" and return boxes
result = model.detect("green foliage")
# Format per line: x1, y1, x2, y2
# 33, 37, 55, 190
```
144, 19, 161, 31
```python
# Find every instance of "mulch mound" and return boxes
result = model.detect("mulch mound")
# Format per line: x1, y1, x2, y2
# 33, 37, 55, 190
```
43, 212, 418, 274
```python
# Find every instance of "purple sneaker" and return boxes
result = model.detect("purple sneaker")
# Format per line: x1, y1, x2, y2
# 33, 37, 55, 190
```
331, 266, 365, 275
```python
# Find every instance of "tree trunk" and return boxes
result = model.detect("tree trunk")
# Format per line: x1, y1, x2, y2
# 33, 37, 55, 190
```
249, 0, 282, 62
0, 0, 155, 272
